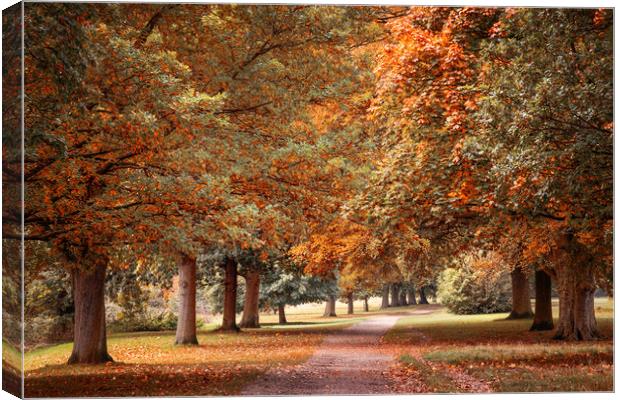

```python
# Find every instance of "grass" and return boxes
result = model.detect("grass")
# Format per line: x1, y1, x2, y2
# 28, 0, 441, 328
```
23, 298, 382, 397
25, 328, 326, 396
423, 342, 612, 364
385, 297, 614, 393
398, 353, 458, 393
23, 297, 614, 395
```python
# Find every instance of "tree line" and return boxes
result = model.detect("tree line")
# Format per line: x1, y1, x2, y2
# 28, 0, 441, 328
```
1, 4, 612, 364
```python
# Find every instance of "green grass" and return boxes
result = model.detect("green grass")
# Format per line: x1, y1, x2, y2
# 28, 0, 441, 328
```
386, 298, 614, 393
386, 298, 613, 345
260, 317, 365, 329
424, 342, 612, 364
471, 364, 613, 392
399, 353, 458, 393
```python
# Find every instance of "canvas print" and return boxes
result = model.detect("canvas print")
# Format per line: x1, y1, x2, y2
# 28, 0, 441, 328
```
1, 1, 614, 398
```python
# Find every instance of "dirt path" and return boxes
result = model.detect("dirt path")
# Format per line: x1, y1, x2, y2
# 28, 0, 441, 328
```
241, 315, 401, 395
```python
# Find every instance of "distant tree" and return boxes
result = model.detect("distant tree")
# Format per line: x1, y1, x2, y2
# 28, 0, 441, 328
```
261, 264, 338, 324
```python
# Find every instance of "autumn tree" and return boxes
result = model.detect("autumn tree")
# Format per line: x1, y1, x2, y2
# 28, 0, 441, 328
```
475, 8, 613, 339
14, 2, 231, 360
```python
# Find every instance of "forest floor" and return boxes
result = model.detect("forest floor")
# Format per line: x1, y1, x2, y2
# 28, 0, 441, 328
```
21, 298, 613, 396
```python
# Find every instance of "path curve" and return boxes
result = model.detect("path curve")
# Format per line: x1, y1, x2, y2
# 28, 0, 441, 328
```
241, 315, 401, 395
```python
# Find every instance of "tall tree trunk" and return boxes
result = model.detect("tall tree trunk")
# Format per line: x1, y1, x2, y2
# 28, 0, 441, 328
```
408, 286, 417, 305
554, 267, 599, 340
552, 231, 599, 340
507, 267, 533, 319
531, 270, 554, 331
381, 284, 390, 308
68, 263, 113, 364
220, 257, 239, 332
347, 292, 354, 314
175, 255, 198, 344
391, 283, 400, 306
419, 286, 429, 304
278, 304, 287, 324
240, 269, 260, 328
323, 295, 337, 317
399, 287, 408, 306
363, 296, 369, 312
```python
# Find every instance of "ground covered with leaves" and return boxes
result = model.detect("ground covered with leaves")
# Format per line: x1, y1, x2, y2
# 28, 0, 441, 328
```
23, 299, 614, 396
24, 301, 373, 397
384, 299, 613, 393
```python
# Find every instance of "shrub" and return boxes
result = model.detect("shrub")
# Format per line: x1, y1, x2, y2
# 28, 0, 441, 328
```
437, 254, 511, 314
108, 310, 180, 332
107, 284, 206, 333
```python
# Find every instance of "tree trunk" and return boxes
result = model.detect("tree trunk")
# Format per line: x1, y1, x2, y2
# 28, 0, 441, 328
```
278, 304, 287, 324
507, 267, 533, 319
399, 287, 408, 306
531, 270, 554, 331
391, 283, 400, 306
554, 268, 599, 340
408, 286, 417, 305
220, 257, 240, 332
323, 295, 337, 317
240, 269, 260, 328
175, 255, 198, 344
552, 231, 599, 340
419, 286, 429, 304
347, 292, 354, 314
380, 284, 390, 308
363, 296, 369, 312
68, 263, 113, 364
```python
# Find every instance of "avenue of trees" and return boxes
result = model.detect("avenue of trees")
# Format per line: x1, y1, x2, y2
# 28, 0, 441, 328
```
1, 4, 612, 364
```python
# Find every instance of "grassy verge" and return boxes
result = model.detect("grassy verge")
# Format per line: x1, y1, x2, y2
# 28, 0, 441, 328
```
385, 298, 613, 393
24, 307, 364, 397
398, 354, 458, 393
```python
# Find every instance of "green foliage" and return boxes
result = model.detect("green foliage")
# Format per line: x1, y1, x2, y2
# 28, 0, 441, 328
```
106, 284, 193, 333
202, 275, 246, 315
437, 261, 511, 315
261, 267, 338, 309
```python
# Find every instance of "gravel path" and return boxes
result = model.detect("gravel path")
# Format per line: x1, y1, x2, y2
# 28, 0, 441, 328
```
241, 315, 401, 395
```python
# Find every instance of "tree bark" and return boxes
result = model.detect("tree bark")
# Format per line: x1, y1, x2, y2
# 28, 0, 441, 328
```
531, 270, 554, 331
363, 296, 369, 312
347, 292, 354, 314
419, 286, 429, 304
552, 231, 599, 340
408, 286, 417, 305
220, 257, 240, 332
391, 283, 400, 306
68, 263, 113, 364
175, 255, 198, 344
507, 267, 533, 319
239, 269, 260, 328
554, 267, 599, 340
380, 284, 390, 308
399, 287, 408, 306
278, 304, 287, 324
323, 295, 337, 317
